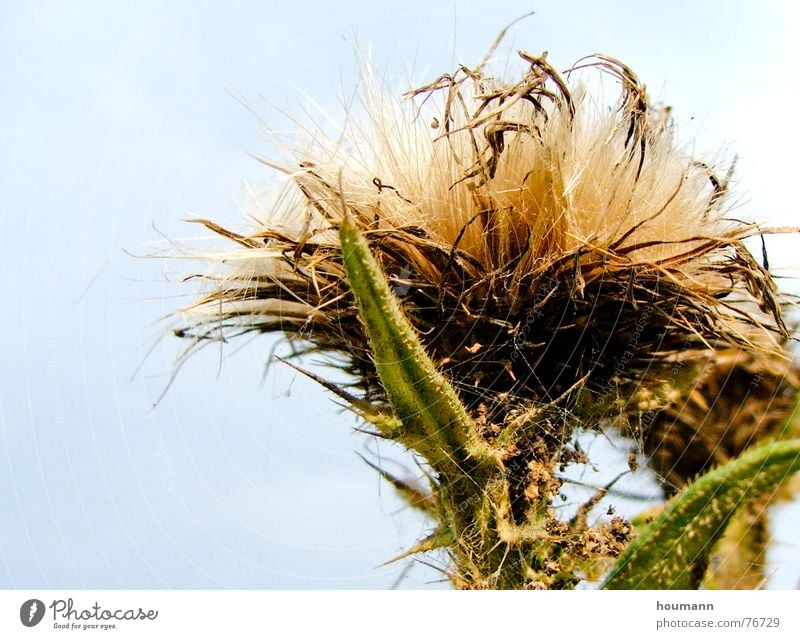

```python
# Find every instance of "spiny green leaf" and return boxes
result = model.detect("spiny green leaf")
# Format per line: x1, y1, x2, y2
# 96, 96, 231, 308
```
338, 215, 497, 470
377, 528, 454, 567
356, 453, 438, 517
603, 439, 800, 589
703, 497, 770, 589
275, 356, 403, 436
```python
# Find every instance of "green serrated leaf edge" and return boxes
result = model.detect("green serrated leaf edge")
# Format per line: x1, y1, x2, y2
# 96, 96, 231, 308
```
339, 215, 500, 471
603, 438, 800, 589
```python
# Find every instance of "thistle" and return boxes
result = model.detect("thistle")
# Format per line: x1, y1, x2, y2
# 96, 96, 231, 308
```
172, 41, 799, 588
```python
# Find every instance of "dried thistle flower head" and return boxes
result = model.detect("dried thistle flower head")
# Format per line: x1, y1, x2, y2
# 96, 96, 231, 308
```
173, 45, 799, 588
178, 49, 789, 434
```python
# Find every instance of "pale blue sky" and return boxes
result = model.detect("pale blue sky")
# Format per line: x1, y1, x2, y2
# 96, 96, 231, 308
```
1, 1, 798, 588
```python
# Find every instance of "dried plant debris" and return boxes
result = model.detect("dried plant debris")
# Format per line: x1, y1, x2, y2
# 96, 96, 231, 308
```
639, 346, 799, 492
173, 45, 799, 588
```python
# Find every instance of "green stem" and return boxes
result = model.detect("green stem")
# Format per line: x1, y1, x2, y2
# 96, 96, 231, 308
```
339, 214, 499, 471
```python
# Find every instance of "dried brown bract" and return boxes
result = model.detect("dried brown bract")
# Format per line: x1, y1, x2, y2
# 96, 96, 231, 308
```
178, 50, 792, 441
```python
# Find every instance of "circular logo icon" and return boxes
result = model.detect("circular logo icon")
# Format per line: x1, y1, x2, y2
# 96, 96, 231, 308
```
20, 599, 46, 627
